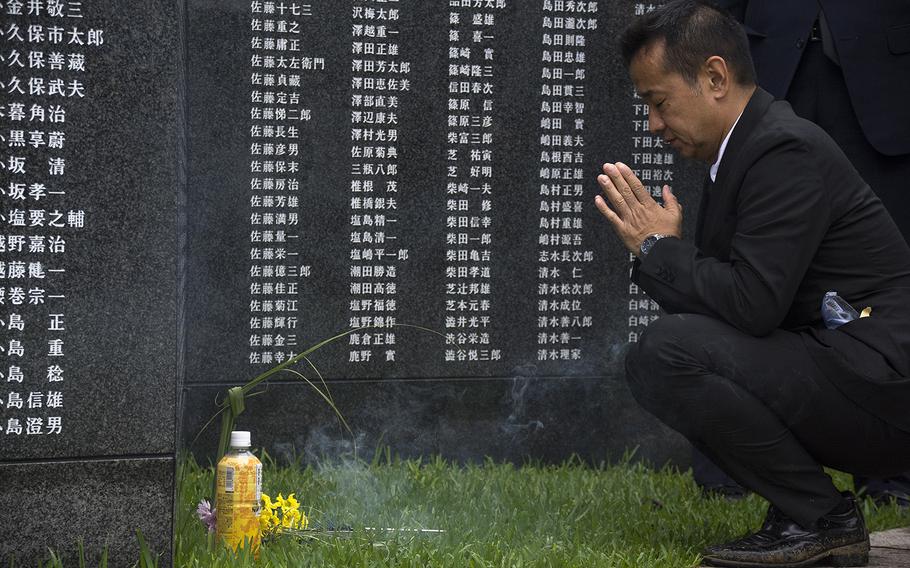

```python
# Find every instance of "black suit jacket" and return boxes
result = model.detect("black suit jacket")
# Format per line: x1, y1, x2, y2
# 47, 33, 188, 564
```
632, 88, 910, 432
716, 0, 910, 156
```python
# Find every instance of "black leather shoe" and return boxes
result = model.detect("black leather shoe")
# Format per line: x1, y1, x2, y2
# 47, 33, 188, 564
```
701, 494, 869, 567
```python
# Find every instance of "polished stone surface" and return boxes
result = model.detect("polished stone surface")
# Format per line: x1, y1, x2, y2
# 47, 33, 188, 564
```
181, 0, 702, 467
0, 0, 180, 461
183, 376, 688, 468
0, 458, 175, 566
1, 0, 180, 565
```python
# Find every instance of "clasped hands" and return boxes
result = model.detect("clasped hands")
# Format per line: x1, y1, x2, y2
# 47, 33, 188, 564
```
594, 162, 683, 257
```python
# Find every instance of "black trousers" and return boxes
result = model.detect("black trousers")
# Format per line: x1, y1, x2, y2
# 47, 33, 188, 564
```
626, 313, 910, 528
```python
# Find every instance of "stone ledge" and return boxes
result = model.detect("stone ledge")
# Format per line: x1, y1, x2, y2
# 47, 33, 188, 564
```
863, 527, 910, 567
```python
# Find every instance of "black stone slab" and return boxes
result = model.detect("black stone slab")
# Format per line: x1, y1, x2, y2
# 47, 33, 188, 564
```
0, 457, 174, 566
182, 0, 704, 465
1, 0, 180, 563
184, 376, 688, 468
184, 0, 704, 375
0, 0, 179, 459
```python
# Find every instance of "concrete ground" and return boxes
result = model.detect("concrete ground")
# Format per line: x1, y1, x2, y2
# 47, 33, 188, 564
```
860, 527, 910, 568
699, 526, 910, 567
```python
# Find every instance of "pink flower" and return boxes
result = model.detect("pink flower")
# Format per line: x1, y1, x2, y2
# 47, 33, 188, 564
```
196, 499, 216, 533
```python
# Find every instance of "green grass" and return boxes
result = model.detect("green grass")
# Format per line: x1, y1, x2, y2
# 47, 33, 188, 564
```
173, 452, 910, 568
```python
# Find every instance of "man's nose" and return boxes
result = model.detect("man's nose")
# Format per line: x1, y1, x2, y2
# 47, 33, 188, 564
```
648, 109, 664, 135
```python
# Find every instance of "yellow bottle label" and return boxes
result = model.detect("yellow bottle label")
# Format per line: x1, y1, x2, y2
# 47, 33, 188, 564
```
215, 451, 262, 553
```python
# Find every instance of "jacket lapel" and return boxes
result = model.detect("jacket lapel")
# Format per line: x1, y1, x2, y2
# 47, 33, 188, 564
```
712, 88, 774, 191
698, 88, 775, 257
694, 176, 713, 248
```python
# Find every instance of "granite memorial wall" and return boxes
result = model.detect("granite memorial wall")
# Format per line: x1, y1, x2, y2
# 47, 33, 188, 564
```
1, 0, 705, 563
181, 0, 702, 466
0, 0, 181, 564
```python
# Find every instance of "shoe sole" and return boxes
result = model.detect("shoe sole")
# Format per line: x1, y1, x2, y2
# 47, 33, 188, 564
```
701, 540, 870, 568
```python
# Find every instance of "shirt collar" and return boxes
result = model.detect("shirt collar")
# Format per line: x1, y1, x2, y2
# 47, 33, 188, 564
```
710, 110, 744, 182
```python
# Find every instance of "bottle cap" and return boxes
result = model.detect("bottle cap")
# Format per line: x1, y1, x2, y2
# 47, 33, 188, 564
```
230, 431, 251, 448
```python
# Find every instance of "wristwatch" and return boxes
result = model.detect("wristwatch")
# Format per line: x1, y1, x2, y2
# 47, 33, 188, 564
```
639, 233, 668, 257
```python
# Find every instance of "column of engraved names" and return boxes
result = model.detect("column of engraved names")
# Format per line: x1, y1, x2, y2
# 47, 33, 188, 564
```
1, 1, 95, 439
535, 1, 597, 363
443, 0, 506, 364
626, 2, 673, 343
348, 0, 410, 364
248, 1, 320, 366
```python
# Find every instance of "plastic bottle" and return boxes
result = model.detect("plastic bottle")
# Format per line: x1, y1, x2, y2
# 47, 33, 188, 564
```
215, 431, 262, 553
821, 290, 860, 330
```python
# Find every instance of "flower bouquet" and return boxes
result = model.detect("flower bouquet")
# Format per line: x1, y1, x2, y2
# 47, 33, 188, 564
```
192, 324, 440, 552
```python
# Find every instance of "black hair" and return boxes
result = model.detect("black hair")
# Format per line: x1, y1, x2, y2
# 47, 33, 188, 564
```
620, 0, 756, 87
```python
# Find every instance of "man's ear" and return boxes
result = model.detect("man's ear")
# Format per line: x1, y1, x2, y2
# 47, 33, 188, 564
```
704, 55, 730, 98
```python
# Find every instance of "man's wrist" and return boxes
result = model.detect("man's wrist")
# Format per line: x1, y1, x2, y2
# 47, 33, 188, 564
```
639, 233, 669, 257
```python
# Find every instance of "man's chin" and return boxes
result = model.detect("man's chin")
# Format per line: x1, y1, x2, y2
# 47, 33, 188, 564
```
674, 145, 707, 162
666, 140, 688, 156
673, 145, 694, 159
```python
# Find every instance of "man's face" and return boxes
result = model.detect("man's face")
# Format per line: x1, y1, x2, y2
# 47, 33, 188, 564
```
629, 41, 724, 163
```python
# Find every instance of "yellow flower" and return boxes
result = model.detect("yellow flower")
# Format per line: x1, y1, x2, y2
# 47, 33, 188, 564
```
259, 493, 282, 537
281, 512, 296, 529
258, 491, 308, 536
285, 493, 300, 510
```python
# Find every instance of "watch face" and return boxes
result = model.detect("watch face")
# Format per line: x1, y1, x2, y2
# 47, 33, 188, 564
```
640, 236, 654, 255
641, 234, 661, 256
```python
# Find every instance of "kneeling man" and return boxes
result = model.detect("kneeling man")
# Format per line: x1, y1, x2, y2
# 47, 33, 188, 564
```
595, 1, 910, 566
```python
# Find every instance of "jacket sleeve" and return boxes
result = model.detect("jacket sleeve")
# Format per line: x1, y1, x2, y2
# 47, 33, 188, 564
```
632, 138, 829, 336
